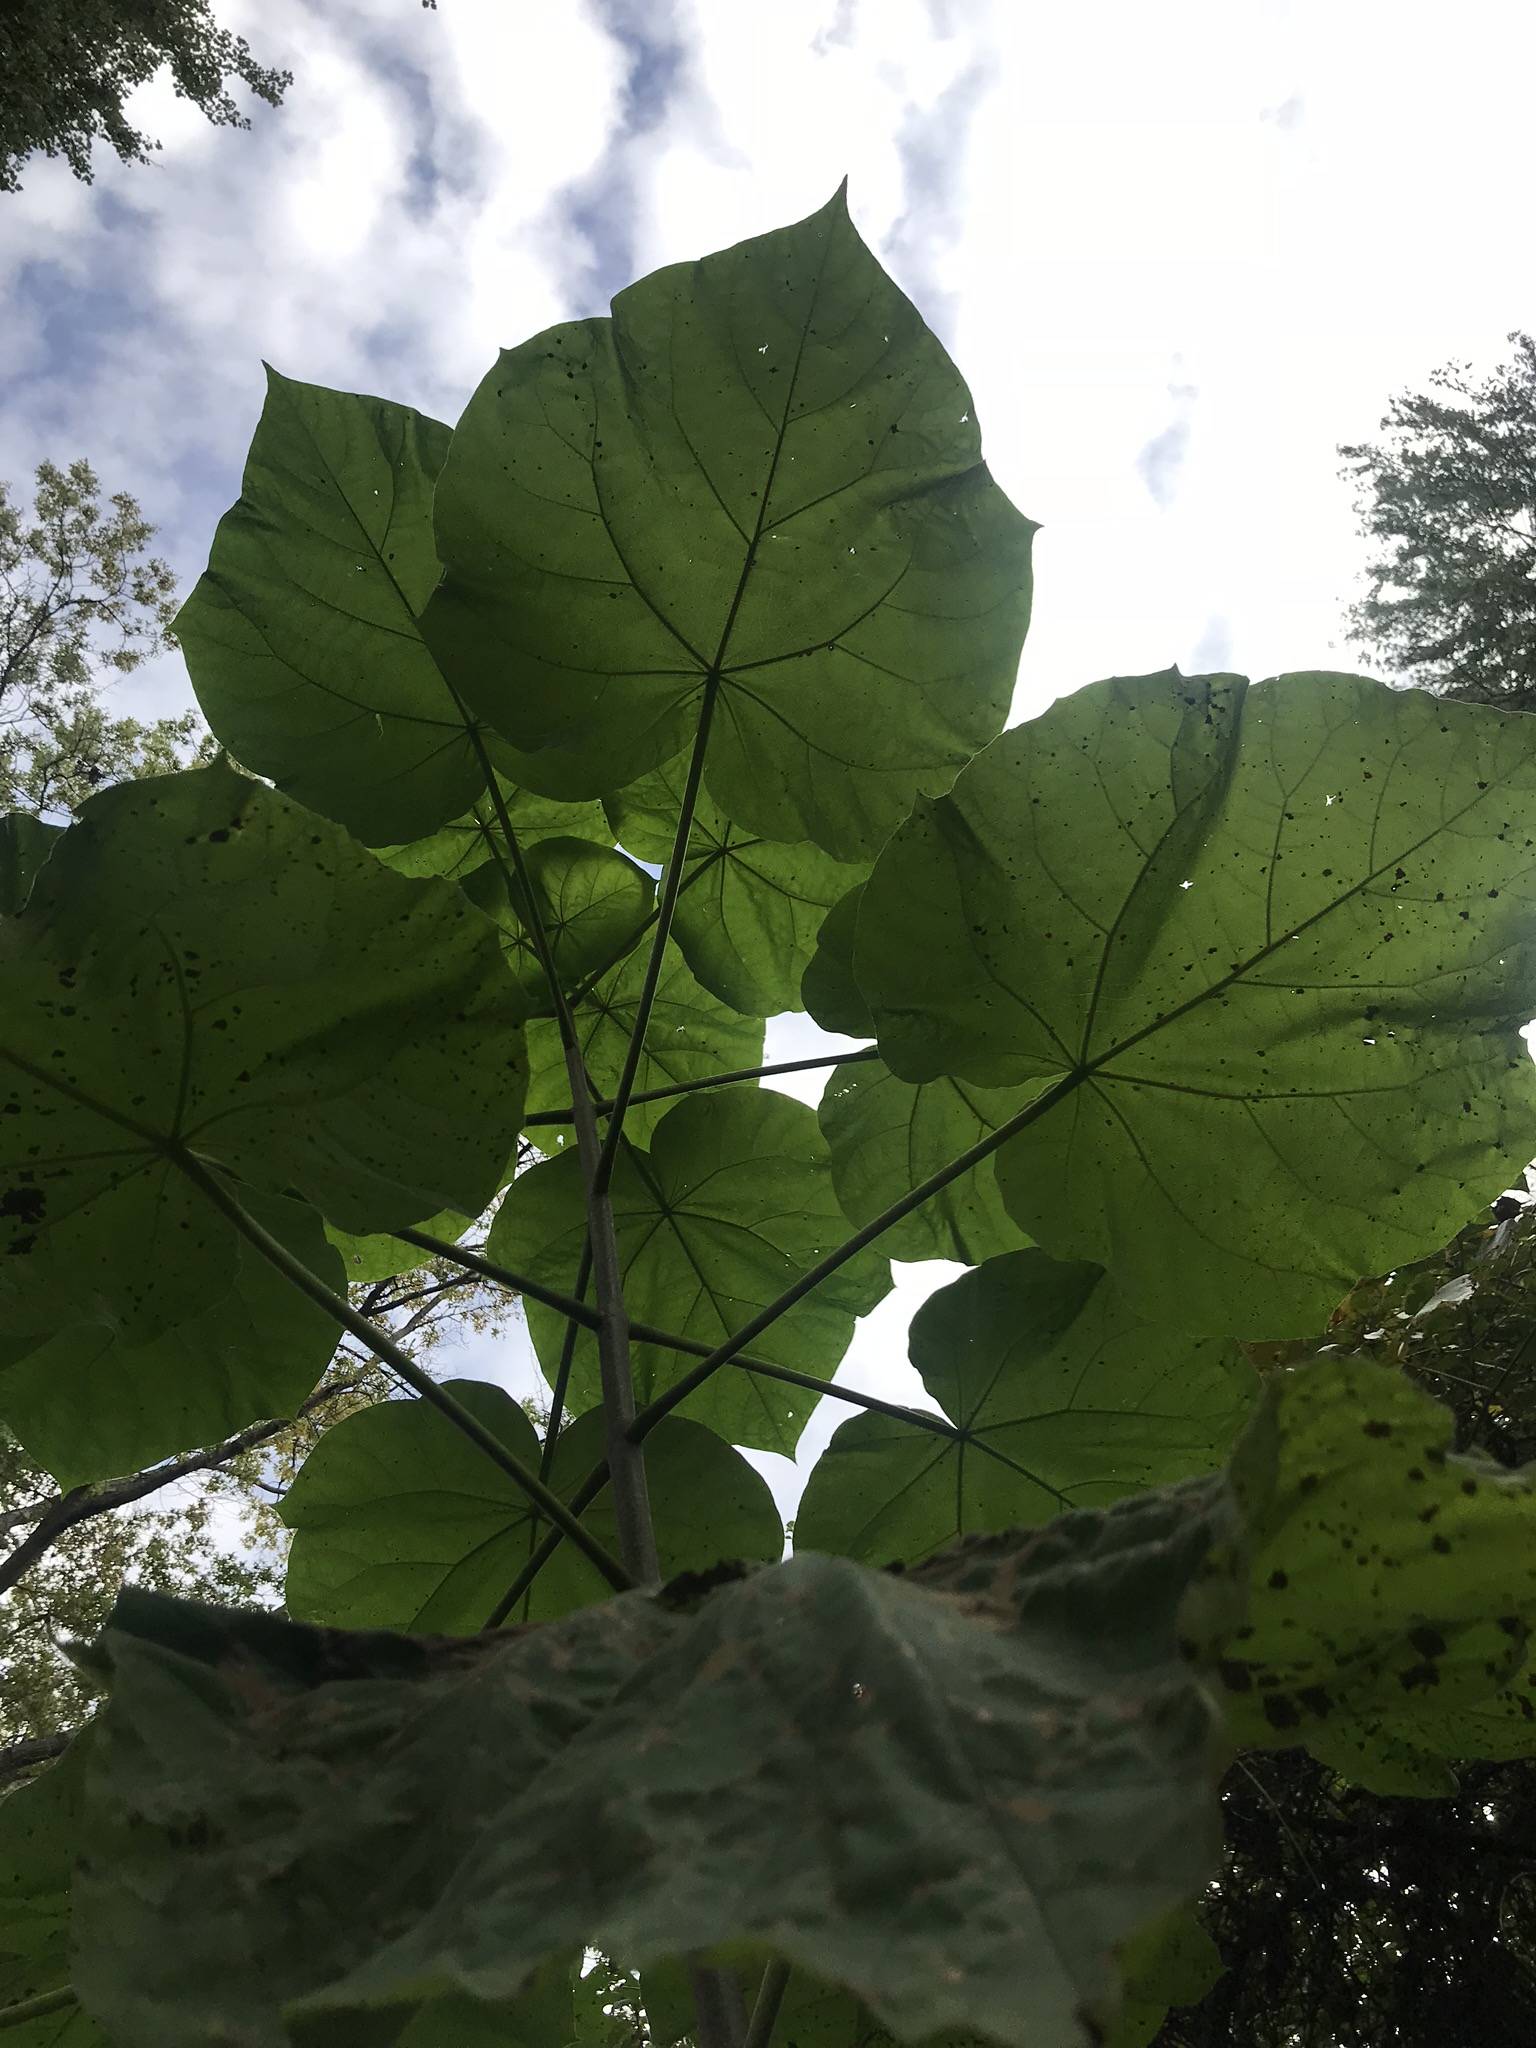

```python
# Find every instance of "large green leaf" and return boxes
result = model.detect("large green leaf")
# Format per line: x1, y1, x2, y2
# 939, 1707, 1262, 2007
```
492, 1088, 889, 1454
176, 369, 494, 845
819, 1057, 1032, 1264
282, 1382, 783, 1630
0, 1186, 339, 1487
1188, 1358, 1536, 1757
0, 764, 524, 1357
858, 670, 1536, 1332
421, 191, 1034, 862
0, 1744, 103, 2046
75, 1487, 1230, 2048
522, 938, 762, 1146
463, 836, 655, 1015
796, 1251, 1253, 1565
606, 754, 860, 1015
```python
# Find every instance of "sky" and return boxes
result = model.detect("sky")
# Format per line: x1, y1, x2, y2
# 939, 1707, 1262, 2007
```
5, 0, 1535, 1519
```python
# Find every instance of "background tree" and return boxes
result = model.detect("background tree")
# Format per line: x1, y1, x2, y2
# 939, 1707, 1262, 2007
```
1340, 332, 1536, 710
0, 0, 289, 194
0, 458, 206, 815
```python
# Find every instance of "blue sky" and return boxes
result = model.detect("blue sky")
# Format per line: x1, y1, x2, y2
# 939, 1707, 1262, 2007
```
5, 0, 1535, 1509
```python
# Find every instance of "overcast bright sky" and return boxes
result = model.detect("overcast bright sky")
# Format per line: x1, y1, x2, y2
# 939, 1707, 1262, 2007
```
5, 0, 1533, 1516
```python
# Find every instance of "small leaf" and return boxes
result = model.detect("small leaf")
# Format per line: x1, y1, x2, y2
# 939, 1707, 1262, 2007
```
522, 939, 762, 1145
176, 370, 491, 845
493, 1088, 889, 1455
423, 192, 1034, 860
797, 1251, 1252, 1565
858, 671, 1536, 1332
373, 786, 613, 883
282, 1383, 783, 1630
464, 836, 655, 1014
607, 755, 861, 1015
76, 1486, 1230, 2048
819, 1055, 1031, 1263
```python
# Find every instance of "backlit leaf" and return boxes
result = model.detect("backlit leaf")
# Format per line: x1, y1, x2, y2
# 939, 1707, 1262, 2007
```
0, 1186, 339, 1487
282, 1382, 782, 1631
819, 1056, 1031, 1264
522, 938, 761, 1146
796, 1250, 1252, 1565
0, 764, 524, 1360
422, 191, 1034, 861
492, 1088, 889, 1454
1189, 1358, 1536, 1754
801, 882, 873, 1036
463, 836, 654, 1015
858, 671, 1536, 1332
176, 370, 487, 845
606, 754, 859, 1015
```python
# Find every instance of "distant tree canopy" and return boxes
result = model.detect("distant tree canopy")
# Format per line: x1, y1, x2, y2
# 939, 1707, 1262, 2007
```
0, 0, 290, 193
1341, 332, 1536, 710
0, 457, 200, 814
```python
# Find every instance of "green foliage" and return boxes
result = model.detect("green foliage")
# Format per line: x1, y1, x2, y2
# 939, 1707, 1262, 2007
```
492, 1089, 888, 1453
176, 372, 488, 846
857, 667, 1536, 1332
75, 1487, 1228, 2048
6, 193, 1536, 2048
1340, 332, 1536, 709
420, 188, 1034, 860
0, 0, 289, 192
0, 461, 198, 817
607, 756, 859, 1016
796, 1251, 1254, 1564
281, 1385, 781, 1630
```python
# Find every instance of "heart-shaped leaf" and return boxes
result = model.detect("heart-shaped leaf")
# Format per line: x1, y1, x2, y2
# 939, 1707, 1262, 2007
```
422, 191, 1034, 861
858, 671, 1536, 1331
282, 1382, 783, 1630
0, 764, 524, 1355
492, 1088, 889, 1454
796, 1250, 1252, 1564
606, 754, 860, 1015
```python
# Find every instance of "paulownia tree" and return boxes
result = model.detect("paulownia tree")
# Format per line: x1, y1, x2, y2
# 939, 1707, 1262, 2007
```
5, 192, 1536, 2047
